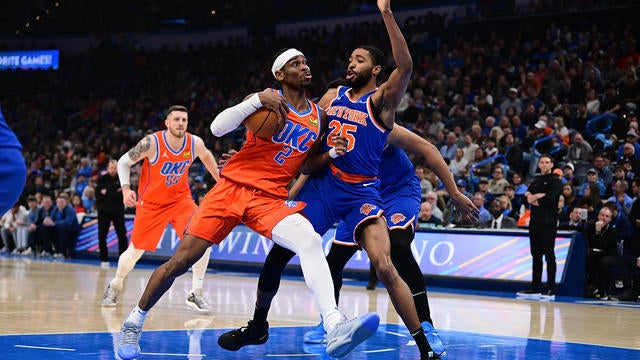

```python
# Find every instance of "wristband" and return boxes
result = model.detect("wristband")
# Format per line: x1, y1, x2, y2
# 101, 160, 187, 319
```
328, 148, 339, 158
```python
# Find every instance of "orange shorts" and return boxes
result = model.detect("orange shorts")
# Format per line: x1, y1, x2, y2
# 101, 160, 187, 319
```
186, 178, 306, 244
130, 197, 197, 251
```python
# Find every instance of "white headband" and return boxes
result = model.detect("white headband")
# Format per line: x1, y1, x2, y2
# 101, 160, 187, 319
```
271, 48, 304, 79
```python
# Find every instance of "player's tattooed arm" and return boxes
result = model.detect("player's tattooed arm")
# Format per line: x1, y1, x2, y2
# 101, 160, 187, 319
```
127, 135, 153, 162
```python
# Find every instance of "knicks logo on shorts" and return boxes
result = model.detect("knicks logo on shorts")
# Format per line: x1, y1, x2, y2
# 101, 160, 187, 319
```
359, 203, 377, 216
390, 213, 406, 225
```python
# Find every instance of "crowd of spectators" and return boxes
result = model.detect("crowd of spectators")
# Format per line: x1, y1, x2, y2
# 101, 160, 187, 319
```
1, 3, 639, 299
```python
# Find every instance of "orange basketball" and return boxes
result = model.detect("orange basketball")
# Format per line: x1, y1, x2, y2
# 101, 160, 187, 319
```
244, 108, 283, 138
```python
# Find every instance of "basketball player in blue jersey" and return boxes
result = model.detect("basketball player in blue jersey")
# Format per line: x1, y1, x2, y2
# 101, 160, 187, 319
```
219, 124, 478, 358
218, 1, 442, 358
0, 105, 26, 214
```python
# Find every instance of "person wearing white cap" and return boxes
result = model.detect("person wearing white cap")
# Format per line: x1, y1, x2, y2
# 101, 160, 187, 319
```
499, 86, 523, 114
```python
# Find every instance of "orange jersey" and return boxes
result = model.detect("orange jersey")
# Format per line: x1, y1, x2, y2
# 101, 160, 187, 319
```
220, 94, 322, 199
137, 130, 194, 205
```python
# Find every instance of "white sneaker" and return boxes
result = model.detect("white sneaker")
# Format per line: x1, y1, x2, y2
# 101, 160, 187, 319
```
325, 312, 379, 358
101, 284, 121, 307
118, 321, 142, 360
21, 248, 33, 256
100, 261, 110, 269
185, 290, 212, 312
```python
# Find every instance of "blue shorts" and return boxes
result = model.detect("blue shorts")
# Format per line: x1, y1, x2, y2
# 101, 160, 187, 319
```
334, 191, 420, 245
297, 172, 383, 244
0, 146, 26, 213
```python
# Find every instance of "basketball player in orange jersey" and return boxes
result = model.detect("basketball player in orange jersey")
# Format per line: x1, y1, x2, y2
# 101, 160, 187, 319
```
117, 49, 380, 360
101, 105, 220, 313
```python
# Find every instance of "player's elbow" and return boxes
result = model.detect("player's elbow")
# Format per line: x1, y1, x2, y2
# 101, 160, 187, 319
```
210, 120, 227, 137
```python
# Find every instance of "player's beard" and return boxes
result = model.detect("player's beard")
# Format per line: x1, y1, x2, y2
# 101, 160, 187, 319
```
168, 128, 185, 139
349, 69, 373, 90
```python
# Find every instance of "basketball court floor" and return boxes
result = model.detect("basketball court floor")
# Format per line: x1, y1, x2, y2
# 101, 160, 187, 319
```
0, 255, 638, 359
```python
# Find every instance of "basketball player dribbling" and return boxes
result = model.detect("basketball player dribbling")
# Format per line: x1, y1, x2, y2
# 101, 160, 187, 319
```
101, 105, 220, 312
219, 0, 442, 358
116, 49, 380, 360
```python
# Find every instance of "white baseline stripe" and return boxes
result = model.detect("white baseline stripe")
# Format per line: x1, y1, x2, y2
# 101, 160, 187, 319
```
15, 345, 76, 351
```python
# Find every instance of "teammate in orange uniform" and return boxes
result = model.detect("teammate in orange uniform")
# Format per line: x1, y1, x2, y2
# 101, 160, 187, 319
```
101, 105, 220, 312
117, 49, 380, 360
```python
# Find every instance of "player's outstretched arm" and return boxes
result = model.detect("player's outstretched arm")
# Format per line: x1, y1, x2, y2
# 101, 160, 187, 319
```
193, 135, 220, 182
387, 126, 479, 222
373, 0, 413, 128
118, 134, 157, 207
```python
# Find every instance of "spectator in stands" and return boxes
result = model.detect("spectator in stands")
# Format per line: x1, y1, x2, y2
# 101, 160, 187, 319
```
511, 172, 528, 196
558, 206, 585, 231
504, 185, 523, 219
71, 194, 86, 214
579, 183, 603, 221
461, 134, 479, 162
482, 198, 517, 229
22, 195, 40, 256
500, 88, 523, 115
46, 193, 80, 258
424, 191, 444, 221
1, 203, 28, 254
448, 148, 468, 181
472, 192, 492, 224
455, 179, 472, 199
488, 164, 509, 196
561, 163, 580, 187
484, 136, 498, 158
583, 206, 617, 300
82, 186, 97, 213
418, 201, 442, 228
585, 88, 601, 115
579, 168, 606, 197
607, 180, 633, 216
566, 132, 593, 164
617, 129, 640, 160
592, 154, 614, 187
415, 166, 433, 200
439, 131, 458, 161
469, 148, 491, 179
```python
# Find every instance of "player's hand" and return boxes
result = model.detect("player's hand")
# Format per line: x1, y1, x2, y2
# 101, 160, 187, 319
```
377, 0, 391, 12
331, 135, 348, 157
217, 149, 238, 168
450, 191, 479, 224
258, 89, 289, 125
122, 187, 138, 207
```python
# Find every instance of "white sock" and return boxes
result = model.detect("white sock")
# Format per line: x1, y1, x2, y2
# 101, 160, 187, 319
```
190, 246, 211, 293
321, 308, 344, 333
125, 305, 148, 327
110, 245, 145, 289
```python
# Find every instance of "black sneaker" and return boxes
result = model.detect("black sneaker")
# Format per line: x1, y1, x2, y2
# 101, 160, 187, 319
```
516, 288, 541, 298
218, 320, 269, 351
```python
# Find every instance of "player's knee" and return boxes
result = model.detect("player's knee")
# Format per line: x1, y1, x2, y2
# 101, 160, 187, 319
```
371, 257, 398, 284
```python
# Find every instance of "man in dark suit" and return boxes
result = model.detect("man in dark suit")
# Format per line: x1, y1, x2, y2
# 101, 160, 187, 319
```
483, 199, 517, 229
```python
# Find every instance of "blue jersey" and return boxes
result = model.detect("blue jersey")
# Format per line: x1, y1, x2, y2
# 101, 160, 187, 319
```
379, 145, 421, 201
0, 106, 26, 214
333, 146, 421, 243
323, 86, 389, 178
0, 107, 21, 150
